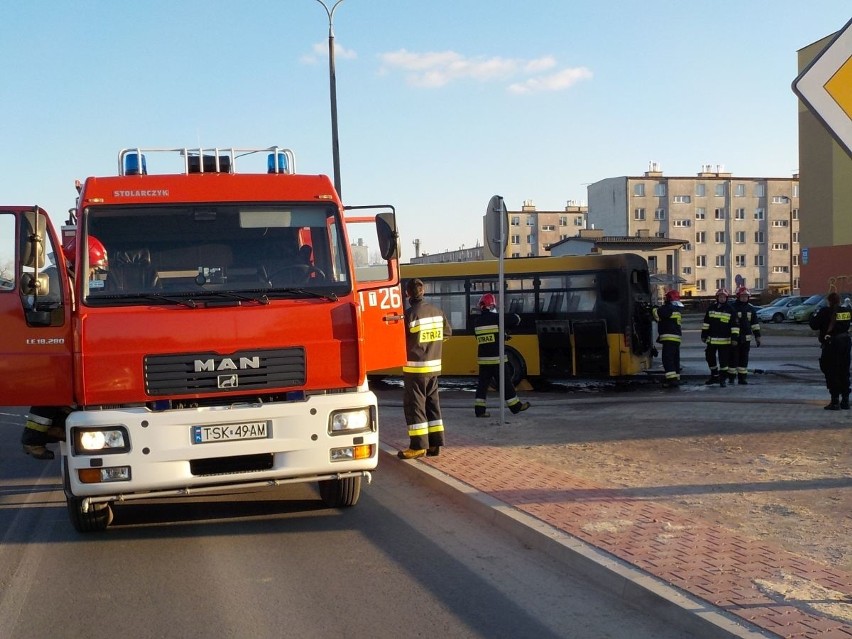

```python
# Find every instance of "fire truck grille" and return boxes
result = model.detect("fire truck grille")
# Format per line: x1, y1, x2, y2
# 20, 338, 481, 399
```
144, 348, 306, 396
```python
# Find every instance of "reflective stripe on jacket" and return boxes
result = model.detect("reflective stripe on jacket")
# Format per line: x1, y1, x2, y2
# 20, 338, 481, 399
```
402, 299, 451, 374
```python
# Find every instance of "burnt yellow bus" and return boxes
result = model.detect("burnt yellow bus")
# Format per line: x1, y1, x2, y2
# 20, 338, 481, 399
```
396, 253, 654, 383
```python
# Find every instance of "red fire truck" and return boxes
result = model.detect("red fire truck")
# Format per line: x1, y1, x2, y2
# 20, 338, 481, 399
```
0, 146, 405, 531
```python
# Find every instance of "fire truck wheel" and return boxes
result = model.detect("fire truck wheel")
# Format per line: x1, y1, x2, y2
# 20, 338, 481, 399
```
63, 461, 113, 533
318, 476, 362, 508
268, 264, 326, 285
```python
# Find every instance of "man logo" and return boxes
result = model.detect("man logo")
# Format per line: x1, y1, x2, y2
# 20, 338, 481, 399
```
218, 374, 239, 389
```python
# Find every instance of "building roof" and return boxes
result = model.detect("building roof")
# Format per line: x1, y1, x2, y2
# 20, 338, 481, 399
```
547, 235, 688, 251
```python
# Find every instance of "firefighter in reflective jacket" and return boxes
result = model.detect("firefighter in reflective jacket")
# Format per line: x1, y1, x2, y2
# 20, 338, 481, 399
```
809, 291, 852, 410
729, 286, 761, 385
652, 289, 683, 388
473, 293, 530, 417
701, 288, 734, 387
397, 278, 452, 459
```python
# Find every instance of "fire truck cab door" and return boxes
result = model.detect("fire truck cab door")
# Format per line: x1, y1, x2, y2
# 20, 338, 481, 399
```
0, 208, 74, 406
345, 209, 406, 372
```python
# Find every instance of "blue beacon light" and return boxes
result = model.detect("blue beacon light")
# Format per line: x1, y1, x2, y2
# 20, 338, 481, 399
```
125, 154, 147, 176
267, 153, 288, 174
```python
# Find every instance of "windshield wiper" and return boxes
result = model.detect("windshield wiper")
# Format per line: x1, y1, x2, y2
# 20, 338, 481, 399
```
89, 293, 198, 308
267, 287, 338, 302
196, 289, 270, 305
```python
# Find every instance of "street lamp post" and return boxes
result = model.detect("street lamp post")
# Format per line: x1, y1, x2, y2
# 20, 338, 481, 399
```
316, 0, 345, 199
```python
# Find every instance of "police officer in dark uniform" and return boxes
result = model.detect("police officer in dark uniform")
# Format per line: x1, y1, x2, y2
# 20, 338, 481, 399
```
397, 278, 452, 459
809, 292, 851, 410
701, 288, 734, 387
652, 289, 683, 388
473, 293, 530, 417
729, 286, 761, 385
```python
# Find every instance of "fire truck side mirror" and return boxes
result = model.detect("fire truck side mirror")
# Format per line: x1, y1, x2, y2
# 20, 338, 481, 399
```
376, 212, 399, 261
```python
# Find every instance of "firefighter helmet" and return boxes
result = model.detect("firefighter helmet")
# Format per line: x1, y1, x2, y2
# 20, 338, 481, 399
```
715, 287, 729, 299
735, 286, 750, 298
664, 289, 680, 302
478, 292, 497, 310
62, 236, 108, 270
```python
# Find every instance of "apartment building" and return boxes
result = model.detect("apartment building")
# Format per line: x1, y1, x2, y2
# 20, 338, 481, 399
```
504, 200, 587, 257
587, 164, 800, 296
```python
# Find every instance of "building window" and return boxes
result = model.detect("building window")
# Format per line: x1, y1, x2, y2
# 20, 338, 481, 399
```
735, 255, 746, 267
714, 231, 725, 243
772, 220, 789, 227
672, 195, 691, 203
682, 266, 692, 275
715, 278, 727, 290
634, 183, 646, 196
634, 208, 646, 220
771, 196, 789, 204
696, 279, 707, 292
511, 252, 520, 258
654, 183, 666, 196
771, 243, 789, 251
695, 207, 706, 220
734, 208, 745, 220
683, 243, 692, 251
526, 234, 534, 243
526, 218, 535, 226
772, 265, 790, 273
541, 225, 555, 231
792, 184, 799, 197
574, 217, 584, 226
511, 216, 520, 226
792, 208, 799, 220
754, 208, 765, 220
755, 184, 765, 197
793, 254, 799, 265
793, 231, 799, 243
511, 235, 520, 245
654, 209, 666, 220
714, 208, 725, 220
715, 183, 725, 197
655, 232, 666, 238
715, 255, 726, 267
527, 252, 535, 257
695, 231, 706, 244
754, 255, 765, 266
735, 184, 746, 197
735, 231, 746, 243
755, 277, 765, 289
696, 183, 706, 197
673, 219, 691, 227
754, 231, 765, 243
696, 255, 706, 267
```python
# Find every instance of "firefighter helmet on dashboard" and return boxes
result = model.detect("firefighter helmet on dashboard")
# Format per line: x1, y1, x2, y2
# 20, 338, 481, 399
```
62, 236, 108, 271
478, 292, 497, 310
735, 286, 750, 298
664, 289, 680, 302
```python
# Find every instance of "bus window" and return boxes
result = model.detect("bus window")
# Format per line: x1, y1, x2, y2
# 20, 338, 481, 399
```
423, 278, 467, 331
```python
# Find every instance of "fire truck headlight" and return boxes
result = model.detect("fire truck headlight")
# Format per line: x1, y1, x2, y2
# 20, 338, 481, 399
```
329, 408, 372, 435
74, 427, 129, 454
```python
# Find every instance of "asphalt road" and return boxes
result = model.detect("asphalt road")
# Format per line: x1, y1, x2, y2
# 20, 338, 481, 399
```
0, 406, 694, 639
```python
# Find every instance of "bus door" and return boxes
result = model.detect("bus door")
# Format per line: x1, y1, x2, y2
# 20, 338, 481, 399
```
0, 207, 74, 406
345, 208, 406, 372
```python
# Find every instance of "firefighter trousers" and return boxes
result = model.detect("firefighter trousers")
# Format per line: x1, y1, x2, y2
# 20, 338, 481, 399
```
819, 334, 851, 396
704, 343, 730, 377
402, 373, 444, 450
474, 363, 522, 415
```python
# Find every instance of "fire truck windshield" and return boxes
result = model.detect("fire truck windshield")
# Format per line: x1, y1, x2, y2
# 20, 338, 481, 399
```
81, 204, 351, 305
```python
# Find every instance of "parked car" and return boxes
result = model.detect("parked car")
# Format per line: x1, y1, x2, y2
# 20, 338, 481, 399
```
786, 294, 826, 323
756, 296, 806, 323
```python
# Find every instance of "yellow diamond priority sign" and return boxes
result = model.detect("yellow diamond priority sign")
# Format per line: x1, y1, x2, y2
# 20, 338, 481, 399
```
793, 18, 852, 157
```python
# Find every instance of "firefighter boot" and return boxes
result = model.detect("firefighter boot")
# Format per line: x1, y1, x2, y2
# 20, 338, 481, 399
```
738, 374, 748, 385
397, 448, 427, 460
719, 375, 727, 388
841, 394, 850, 410
824, 395, 840, 411
426, 446, 441, 457
21, 428, 54, 460
510, 401, 531, 414
704, 375, 719, 386
728, 372, 737, 385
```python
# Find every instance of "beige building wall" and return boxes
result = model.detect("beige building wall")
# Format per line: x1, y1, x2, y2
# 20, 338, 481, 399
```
502, 200, 587, 258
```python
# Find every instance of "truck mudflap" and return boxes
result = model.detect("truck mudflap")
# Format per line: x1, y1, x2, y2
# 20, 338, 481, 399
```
75, 470, 372, 513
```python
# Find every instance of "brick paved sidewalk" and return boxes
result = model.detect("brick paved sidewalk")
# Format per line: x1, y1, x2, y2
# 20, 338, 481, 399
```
379, 397, 852, 639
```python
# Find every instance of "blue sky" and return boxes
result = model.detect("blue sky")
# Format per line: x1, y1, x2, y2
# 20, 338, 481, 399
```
1, 1, 849, 260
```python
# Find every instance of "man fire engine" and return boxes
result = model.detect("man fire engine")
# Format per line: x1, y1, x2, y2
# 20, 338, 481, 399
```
0, 146, 405, 531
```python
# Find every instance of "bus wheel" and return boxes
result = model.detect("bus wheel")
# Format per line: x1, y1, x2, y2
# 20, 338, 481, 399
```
505, 346, 527, 387
319, 476, 362, 508
63, 460, 113, 533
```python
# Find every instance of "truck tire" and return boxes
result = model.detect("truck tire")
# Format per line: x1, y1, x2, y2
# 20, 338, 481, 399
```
318, 476, 361, 508
63, 459, 113, 533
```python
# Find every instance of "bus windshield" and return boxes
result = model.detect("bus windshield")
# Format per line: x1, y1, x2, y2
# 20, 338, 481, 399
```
82, 204, 350, 305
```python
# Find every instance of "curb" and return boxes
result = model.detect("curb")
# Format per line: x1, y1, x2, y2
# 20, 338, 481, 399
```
379, 443, 771, 638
